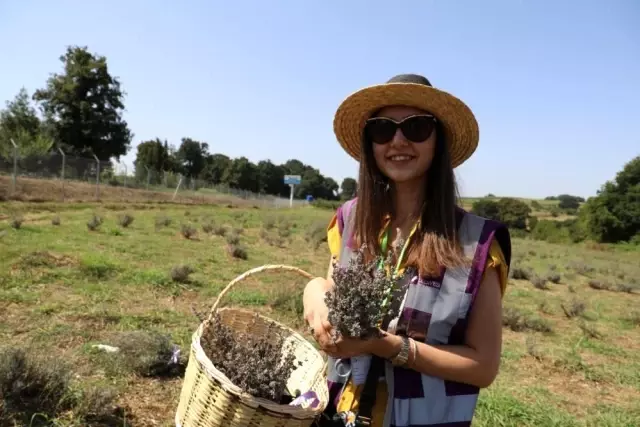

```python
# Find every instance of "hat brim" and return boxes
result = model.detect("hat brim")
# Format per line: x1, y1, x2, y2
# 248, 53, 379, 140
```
333, 82, 479, 168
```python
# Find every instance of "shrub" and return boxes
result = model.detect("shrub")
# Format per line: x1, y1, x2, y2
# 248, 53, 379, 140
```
227, 244, 248, 260
561, 300, 586, 318
226, 233, 240, 246
615, 283, 635, 293
263, 217, 276, 230
531, 276, 549, 290
202, 222, 214, 234
107, 331, 185, 377
311, 199, 342, 210
511, 266, 532, 281
213, 225, 227, 236
546, 273, 562, 284
181, 224, 197, 239
87, 214, 103, 231
10, 215, 23, 229
568, 261, 594, 276
502, 307, 553, 333
578, 321, 602, 339
588, 279, 609, 291
51, 216, 61, 226
306, 222, 328, 249
171, 265, 195, 283
155, 215, 172, 228
0, 348, 72, 424
117, 213, 134, 228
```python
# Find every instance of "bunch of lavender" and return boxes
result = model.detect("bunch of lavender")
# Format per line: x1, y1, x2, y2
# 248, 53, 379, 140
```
201, 313, 302, 403
325, 243, 404, 340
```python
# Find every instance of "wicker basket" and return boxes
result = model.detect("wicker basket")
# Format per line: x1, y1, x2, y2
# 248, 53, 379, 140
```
175, 264, 329, 427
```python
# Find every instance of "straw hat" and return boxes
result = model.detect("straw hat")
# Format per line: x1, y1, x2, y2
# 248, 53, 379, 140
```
333, 74, 479, 168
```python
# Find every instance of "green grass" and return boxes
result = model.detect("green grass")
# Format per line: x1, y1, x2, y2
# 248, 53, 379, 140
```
0, 200, 638, 425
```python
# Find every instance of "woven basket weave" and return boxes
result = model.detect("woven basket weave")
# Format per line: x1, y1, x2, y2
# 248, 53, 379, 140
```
175, 264, 329, 427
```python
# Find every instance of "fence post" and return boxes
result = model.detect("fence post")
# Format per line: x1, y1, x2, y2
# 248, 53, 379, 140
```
58, 148, 66, 201
145, 166, 151, 190
93, 154, 100, 201
10, 139, 18, 195
123, 163, 127, 188
172, 174, 183, 201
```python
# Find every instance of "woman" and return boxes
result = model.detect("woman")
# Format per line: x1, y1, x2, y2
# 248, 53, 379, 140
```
303, 74, 511, 427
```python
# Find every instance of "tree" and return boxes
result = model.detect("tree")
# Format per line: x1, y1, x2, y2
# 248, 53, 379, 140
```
583, 156, 640, 243
471, 199, 501, 221
222, 156, 258, 192
176, 138, 208, 178
33, 46, 132, 160
557, 194, 584, 210
0, 88, 54, 158
202, 153, 231, 185
497, 198, 532, 230
256, 160, 285, 195
340, 178, 357, 200
134, 138, 170, 183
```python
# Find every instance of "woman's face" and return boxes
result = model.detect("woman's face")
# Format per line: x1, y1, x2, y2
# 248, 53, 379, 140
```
369, 105, 437, 185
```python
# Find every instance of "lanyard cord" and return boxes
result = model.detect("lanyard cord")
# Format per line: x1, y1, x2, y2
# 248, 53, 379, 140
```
378, 218, 420, 316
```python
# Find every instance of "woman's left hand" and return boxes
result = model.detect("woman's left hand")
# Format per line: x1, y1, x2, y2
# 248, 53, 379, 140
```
324, 329, 401, 359
323, 334, 375, 359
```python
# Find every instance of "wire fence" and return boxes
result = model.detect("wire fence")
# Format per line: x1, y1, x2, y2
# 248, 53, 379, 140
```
0, 150, 305, 208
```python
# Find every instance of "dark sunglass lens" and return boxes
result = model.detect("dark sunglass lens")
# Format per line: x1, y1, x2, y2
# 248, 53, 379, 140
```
365, 119, 397, 144
401, 116, 435, 142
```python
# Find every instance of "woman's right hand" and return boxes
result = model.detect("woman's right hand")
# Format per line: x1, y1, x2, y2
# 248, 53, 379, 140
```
303, 277, 337, 354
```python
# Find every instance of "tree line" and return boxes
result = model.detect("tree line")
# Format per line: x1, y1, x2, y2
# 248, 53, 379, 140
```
134, 137, 358, 200
471, 156, 639, 245
0, 45, 357, 200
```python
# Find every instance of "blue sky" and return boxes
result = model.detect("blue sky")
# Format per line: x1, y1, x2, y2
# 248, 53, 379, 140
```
1, 0, 638, 199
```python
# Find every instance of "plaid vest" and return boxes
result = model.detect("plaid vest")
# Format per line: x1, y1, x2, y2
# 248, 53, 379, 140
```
325, 199, 511, 427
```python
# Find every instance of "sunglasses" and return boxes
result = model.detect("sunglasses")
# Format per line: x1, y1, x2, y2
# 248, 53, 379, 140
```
364, 114, 437, 144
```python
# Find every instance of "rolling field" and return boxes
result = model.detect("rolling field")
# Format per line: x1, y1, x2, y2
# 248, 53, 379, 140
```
1, 200, 639, 426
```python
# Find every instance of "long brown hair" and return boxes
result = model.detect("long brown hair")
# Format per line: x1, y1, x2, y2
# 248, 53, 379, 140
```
354, 121, 468, 278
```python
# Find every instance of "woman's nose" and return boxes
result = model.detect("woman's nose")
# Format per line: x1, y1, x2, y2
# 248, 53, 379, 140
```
389, 128, 410, 147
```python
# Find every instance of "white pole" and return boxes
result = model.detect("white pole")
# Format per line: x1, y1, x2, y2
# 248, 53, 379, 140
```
10, 139, 18, 195
172, 174, 184, 201
58, 147, 66, 201
289, 184, 295, 208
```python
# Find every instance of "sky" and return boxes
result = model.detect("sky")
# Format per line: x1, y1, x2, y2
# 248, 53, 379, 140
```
0, 0, 638, 199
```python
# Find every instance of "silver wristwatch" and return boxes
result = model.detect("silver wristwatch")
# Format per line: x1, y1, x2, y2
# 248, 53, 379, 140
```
390, 336, 410, 367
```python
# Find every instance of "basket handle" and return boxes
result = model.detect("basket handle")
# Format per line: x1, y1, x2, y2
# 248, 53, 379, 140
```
207, 264, 315, 323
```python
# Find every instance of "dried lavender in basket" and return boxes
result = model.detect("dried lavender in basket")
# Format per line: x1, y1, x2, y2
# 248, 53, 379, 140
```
325, 241, 406, 340
201, 313, 303, 403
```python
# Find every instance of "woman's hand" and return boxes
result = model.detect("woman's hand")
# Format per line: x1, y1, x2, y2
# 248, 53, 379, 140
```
303, 277, 338, 354
323, 335, 375, 359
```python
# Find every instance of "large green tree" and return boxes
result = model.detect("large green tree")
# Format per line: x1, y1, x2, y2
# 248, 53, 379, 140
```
33, 46, 132, 160
222, 156, 259, 192
202, 153, 231, 185
340, 177, 357, 200
583, 155, 640, 243
176, 138, 208, 178
256, 160, 285, 195
134, 138, 170, 183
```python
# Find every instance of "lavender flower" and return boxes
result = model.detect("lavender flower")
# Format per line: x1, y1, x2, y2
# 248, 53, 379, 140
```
201, 313, 302, 402
325, 243, 405, 340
